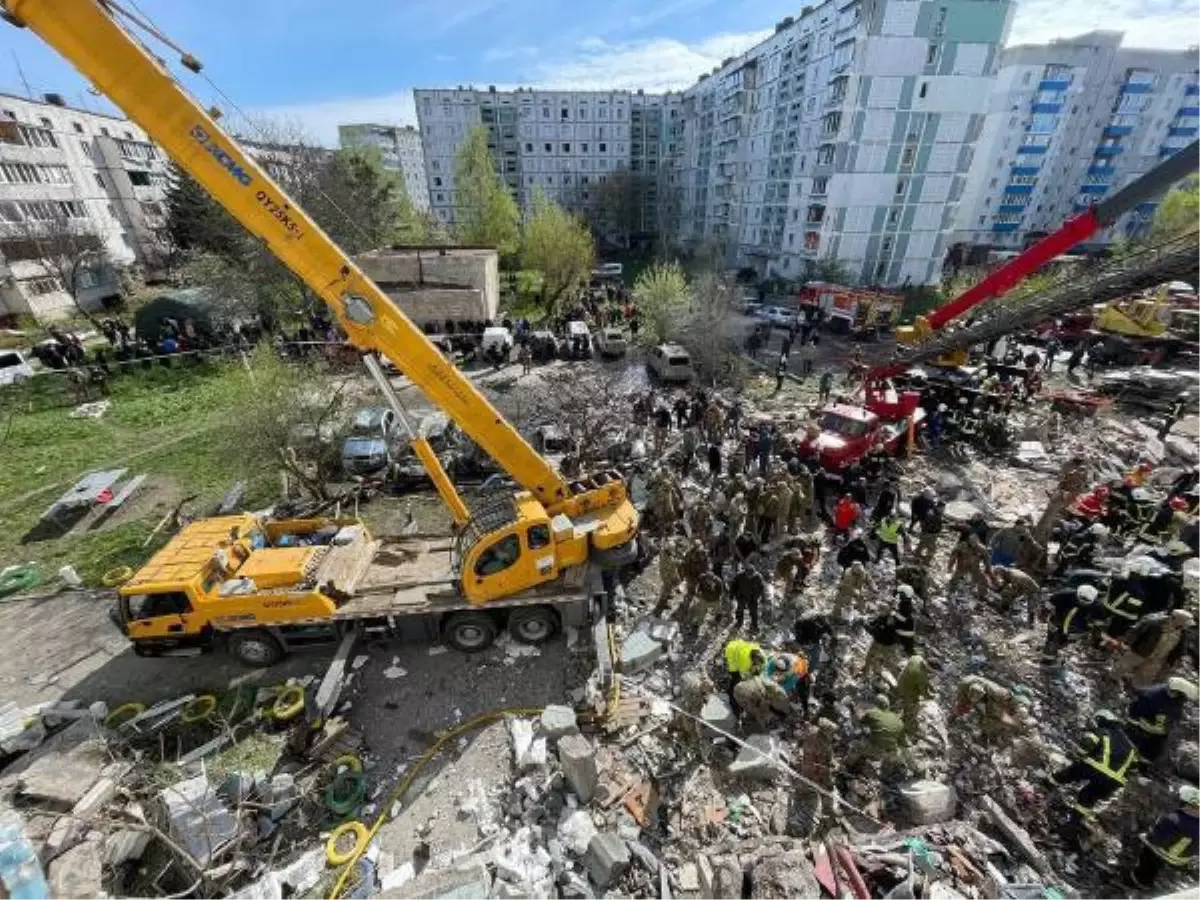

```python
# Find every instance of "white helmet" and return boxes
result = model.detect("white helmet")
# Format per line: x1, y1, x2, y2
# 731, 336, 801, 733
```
1076, 584, 1099, 603
1167, 677, 1199, 702
896, 584, 915, 599
1088, 523, 1109, 537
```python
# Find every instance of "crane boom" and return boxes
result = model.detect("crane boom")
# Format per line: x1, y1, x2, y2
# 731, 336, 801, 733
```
894, 140, 1200, 349
5, 0, 574, 509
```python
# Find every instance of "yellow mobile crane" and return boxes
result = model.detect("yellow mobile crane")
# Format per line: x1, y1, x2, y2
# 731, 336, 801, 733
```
3, 0, 637, 664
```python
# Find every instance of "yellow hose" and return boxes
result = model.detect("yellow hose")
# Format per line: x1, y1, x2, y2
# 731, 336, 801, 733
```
329, 706, 544, 899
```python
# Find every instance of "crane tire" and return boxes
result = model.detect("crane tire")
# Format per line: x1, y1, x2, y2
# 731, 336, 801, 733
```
325, 821, 369, 866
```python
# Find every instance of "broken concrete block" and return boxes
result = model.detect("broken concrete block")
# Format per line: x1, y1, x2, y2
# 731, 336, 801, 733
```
558, 808, 599, 856
268, 773, 299, 820
898, 779, 957, 825
728, 734, 779, 781
103, 829, 152, 866
400, 851, 493, 899
48, 840, 104, 899
982, 796, 1050, 876
699, 694, 737, 735
678, 861, 700, 892
161, 774, 239, 867
619, 632, 664, 673
751, 850, 820, 899
14, 718, 109, 809
943, 500, 981, 524
696, 854, 715, 897
626, 840, 660, 875
585, 832, 630, 888
1174, 740, 1200, 783
540, 705, 579, 741
557, 734, 598, 803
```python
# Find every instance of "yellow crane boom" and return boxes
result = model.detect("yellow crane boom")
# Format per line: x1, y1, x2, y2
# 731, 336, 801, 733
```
6, 0, 637, 603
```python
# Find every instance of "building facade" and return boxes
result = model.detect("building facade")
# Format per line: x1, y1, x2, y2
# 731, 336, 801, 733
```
413, 87, 683, 243
679, 0, 1016, 286
953, 31, 1199, 254
0, 92, 170, 321
338, 123, 431, 212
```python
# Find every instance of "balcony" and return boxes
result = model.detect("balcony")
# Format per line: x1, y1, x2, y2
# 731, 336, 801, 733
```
1079, 183, 1108, 194
1038, 78, 1071, 91
1179, 106, 1200, 116
1094, 144, 1123, 157
992, 222, 1020, 232
1003, 184, 1034, 195
1011, 165, 1040, 176
1031, 103, 1062, 114
1087, 164, 1114, 176
1103, 125, 1133, 137
1016, 144, 1048, 154
1168, 126, 1198, 137
1120, 82, 1154, 94
998, 203, 1028, 213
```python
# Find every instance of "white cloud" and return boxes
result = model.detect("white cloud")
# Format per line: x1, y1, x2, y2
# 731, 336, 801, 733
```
1009, 0, 1200, 49
483, 45, 538, 62
251, 90, 417, 147
526, 30, 774, 92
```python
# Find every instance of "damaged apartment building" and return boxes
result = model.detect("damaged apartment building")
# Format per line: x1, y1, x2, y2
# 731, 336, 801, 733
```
0, 92, 171, 322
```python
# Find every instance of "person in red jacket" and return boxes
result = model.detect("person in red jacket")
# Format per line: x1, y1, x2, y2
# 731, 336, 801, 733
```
833, 494, 861, 538
1071, 484, 1110, 519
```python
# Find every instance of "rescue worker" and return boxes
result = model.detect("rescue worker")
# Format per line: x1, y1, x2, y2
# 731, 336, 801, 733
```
947, 533, 991, 600
703, 401, 725, 444
1130, 784, 1199, 890
873, 512, 908, 566
726, 492, 748, 540
680, 424, 699, 478
758, 481, 781, 543
954, 675, 1024, 744
1042, 584, 1099, 664
1140, 496, 1191, 544
734, 672, 791, 731
989, 518, 1029, 568
652, 403, 672, 455
914, 498, 945, 563
833, 560, 874, 619
680, 538, 711, 608
1158, 390, 1188, 441
852, 694, 908, 775
688, 500, 713, 542
677, 670, 715, 740
1124, 677, 1198, 762
765, 651, 812, 716
837, 530, 873, 570
872, 479, 901, 523
1117, 609, 1196, 688
863, 590, 916, 677
832, 493, 862, 539
723, 638, 765, 710
731, 563, 766, 632
655, 538, 683, 615
775, 545, 807, 601
1014, 520, 1048, 579
1054, 522, 1107, 575
693, 570, 725, 626
793, 464, 815, 530
894, 654, 931, 737
1049, 709, 1138, 831
650, 468, 683, 532
909, 486, 937, 530
895, 560, 932, 613
1099, 571, 1151, 643
774, 476, 794, 539
991, 565, 1042, 625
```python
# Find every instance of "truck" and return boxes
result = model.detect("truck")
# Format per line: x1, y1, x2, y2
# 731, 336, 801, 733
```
793, 394, 924, 471
5, 0, 639, 664
116, 513, 592, 666
797, 282, 900, 338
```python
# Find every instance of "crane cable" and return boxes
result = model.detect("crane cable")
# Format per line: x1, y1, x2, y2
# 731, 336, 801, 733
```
109, 0, 379, 250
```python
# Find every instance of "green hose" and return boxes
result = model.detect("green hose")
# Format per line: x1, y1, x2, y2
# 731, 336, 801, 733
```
0, 565, 40, 600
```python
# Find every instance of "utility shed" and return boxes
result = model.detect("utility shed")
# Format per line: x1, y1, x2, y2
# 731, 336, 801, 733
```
355, 245, 499, 327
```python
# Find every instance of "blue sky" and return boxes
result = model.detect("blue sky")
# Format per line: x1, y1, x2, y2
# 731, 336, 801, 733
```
0, 0, 1195, 145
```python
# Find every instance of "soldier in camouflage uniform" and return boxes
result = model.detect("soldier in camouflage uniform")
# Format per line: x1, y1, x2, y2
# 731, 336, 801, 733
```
655, 538, 683, 615
833, 560, 875, 619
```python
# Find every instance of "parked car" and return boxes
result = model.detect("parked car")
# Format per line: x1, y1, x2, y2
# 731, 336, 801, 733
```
565, 321, 593, 359
528, 330, 562, 362
481, 326, 513, 361
340, 406, 400, 476
596, 327, 629, 358
760, 306, 797, 327
646, 343, 695, 383
0, 350, 33, 386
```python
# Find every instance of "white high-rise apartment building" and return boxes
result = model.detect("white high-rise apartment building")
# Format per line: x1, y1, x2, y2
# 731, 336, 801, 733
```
338, 123, 431, 212
0, 92, 170, 321
413, 87, 683, 238
680, 0, 1015, 286
953, 31, 1198, 256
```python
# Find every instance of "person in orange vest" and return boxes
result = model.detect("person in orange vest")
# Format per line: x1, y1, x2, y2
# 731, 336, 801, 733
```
1124, 461, 1154, 489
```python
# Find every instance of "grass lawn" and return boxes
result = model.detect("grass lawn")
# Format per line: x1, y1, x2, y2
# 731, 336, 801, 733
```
0, 359, 282, 586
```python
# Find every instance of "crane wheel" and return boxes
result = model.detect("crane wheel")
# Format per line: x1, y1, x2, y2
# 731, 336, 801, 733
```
228, 629, 284, 668
326, 821, 369, 866
442, 611, 498, 653
508, 606, 559, 644
100, 566, 133, 587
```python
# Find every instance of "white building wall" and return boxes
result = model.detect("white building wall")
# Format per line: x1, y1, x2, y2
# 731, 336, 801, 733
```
338, 123, 431, 212
0, 93, 169, 321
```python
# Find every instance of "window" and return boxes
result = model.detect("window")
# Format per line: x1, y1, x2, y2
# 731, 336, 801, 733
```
524, 142, 532, 152
544, 142, 552, 152
435, 192, 444, 202
99, 126, 109, 137
39, 117, 52, 128
895, 178, 908, 197
18, 125, 57, 148
0, 201, 19, 222
562, 143, 571, 152
918, 82, 928, 99
900, 145, 916, 167
126, 591, 192, 620
581, 142, 589, 152
128, 170, 151, 186
25, 277, 64, 296
989, 177, 998, 188
598, 142, 607, 152
433, 177, 442, 186
560, 108, 569, 120
812, 176, 828, 194
926, 44, 939, 65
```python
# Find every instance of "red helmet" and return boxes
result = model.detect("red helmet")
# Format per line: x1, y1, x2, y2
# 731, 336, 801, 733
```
1137, 462, 1153, 473
1095, 485, 1110, 499
1170, 496, 1189, 511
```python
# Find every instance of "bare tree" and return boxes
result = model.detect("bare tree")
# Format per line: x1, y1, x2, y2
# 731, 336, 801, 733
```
4, 206, 113, 324
676, 273, 746, 388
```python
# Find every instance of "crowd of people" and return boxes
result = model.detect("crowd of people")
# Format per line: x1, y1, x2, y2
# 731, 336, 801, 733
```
619, 366, 1199, 890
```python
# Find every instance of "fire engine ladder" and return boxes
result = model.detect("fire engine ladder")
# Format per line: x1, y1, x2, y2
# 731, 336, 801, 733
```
893, 230, 1200, 369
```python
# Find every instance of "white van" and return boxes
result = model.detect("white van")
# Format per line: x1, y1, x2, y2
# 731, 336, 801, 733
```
646, 343, 694, 383
0, 350, 33, 386
480, 326, 513, 359
565, 320, 592, 358
596, 327, 628, 357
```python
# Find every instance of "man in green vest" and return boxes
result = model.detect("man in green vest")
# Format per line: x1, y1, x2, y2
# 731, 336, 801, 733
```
723, 638, 765, 711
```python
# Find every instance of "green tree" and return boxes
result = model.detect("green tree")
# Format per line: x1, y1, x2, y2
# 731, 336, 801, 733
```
164, 167, 247, 261
520, 190, 595, 315
1149, 174, 1199, 243
633, 261, 690, 344
453, 126, 520, 255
